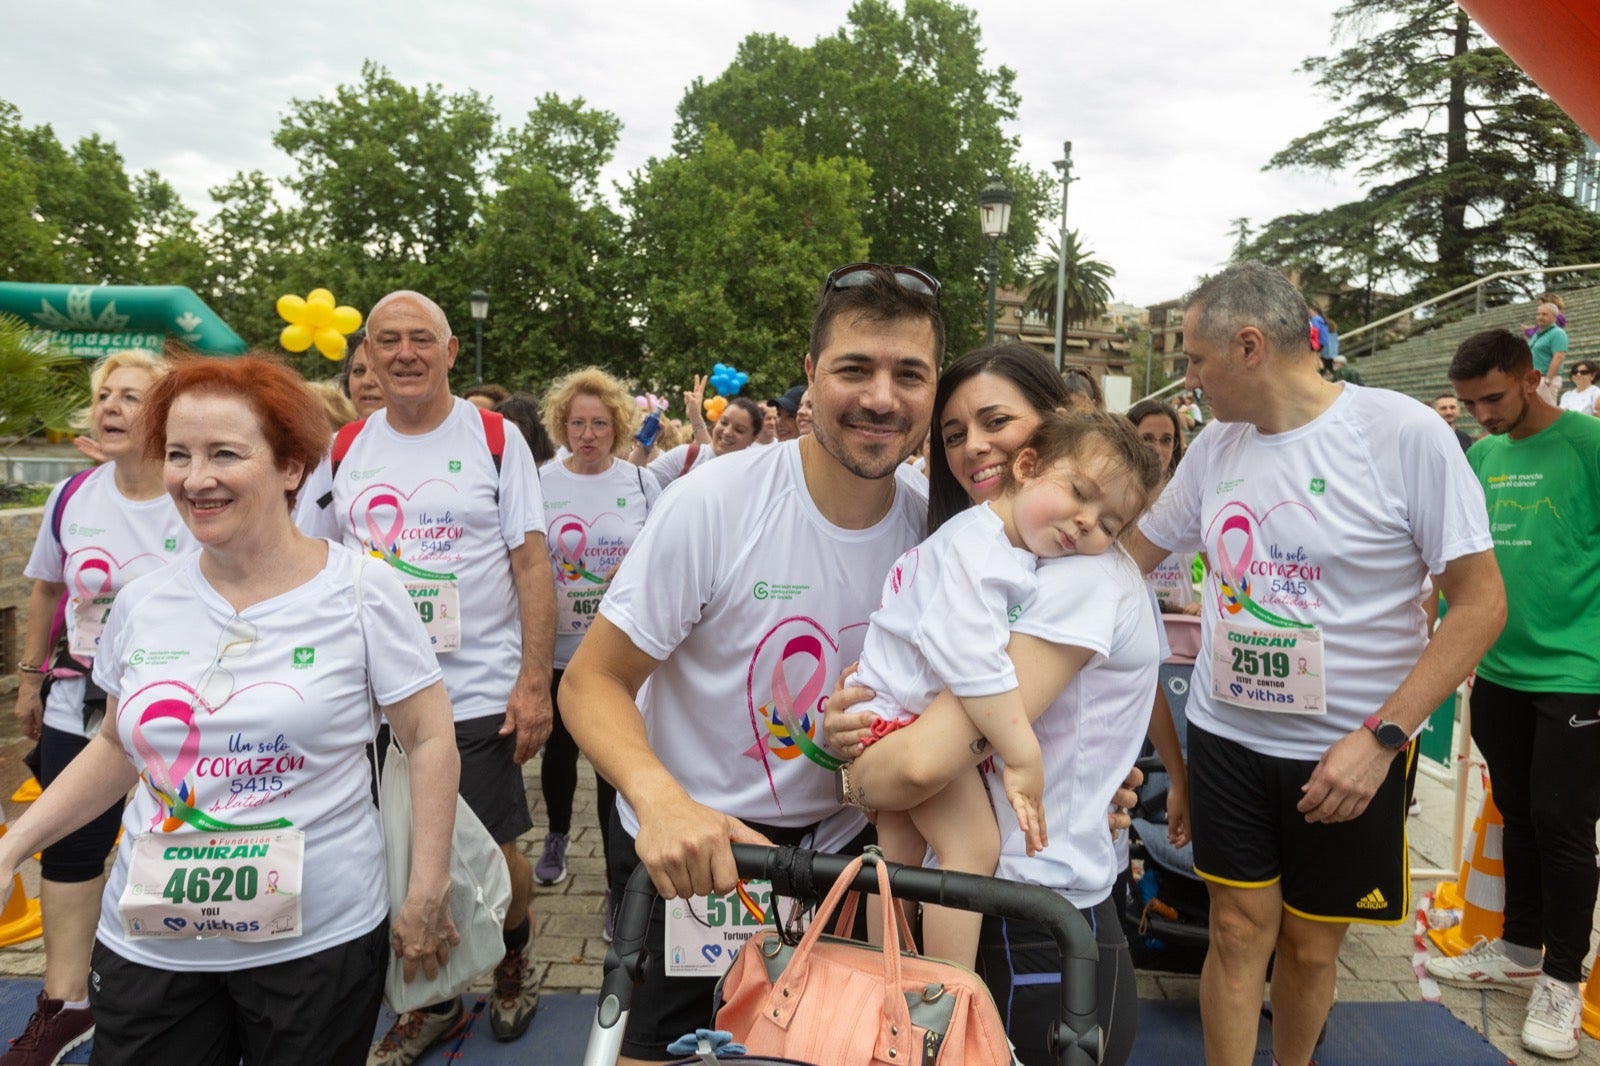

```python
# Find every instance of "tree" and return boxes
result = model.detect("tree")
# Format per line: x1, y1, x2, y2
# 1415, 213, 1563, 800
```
469, 96, 637, 388
621, 127, 871, 394
133, 171, 208, 286
673, 0, 1052, 358
0, 314, 84, 441
1021, 231, 1116, 330
1245, 0, 1600, 309
16, 125, 139, 284
274, 62, 496, 275
0, 101, 63, 281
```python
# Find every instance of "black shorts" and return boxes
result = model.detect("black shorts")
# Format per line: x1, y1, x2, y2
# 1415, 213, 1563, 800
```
455, 714, 533, 845
603, 807, 874, 1062
1188, 723, 1411, 924
976, 896, 1136, 1066
87, 921, 387, 1066
40, 724, 122, 883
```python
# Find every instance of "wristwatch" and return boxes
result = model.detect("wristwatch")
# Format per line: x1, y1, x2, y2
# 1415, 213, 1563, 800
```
1362, 714, 1408, 751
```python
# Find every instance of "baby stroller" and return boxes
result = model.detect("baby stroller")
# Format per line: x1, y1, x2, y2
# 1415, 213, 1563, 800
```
1121, 615, 1210, 972
583, 843, 1107, 1065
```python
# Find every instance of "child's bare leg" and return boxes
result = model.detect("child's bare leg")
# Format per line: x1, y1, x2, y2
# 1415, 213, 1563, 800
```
910, 769, 1000, 967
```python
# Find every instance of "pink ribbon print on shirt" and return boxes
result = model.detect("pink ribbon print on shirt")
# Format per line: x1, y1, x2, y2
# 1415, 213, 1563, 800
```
123, 680, 299, 833
1208, 501, 1318, 629
553, 519, 606, 585
349, 483, 461, 580
743, 618, 851, 811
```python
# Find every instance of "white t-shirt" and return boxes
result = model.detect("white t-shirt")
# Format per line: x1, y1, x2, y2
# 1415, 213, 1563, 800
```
1138, 385, 1492, 759
92, 544, 442, 969
296, 399, 545, 721
1146, 551, 1197, 609
988, 550, 1159, 907
855, 504, 1036, 726
1559, 384, 1599, 417
538, 458, 661, 669
24, 466, 196, 737
644, 442, 715, 489
601, 441, 928, 849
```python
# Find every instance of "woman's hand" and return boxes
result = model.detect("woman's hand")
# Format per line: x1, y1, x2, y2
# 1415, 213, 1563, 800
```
391, 886, 460, 984
1108, 765, 1143, 835
1165, 775, 1191, 849
13, 678, 43, 743
684, 375, 708, 429
822, 663, 877, 760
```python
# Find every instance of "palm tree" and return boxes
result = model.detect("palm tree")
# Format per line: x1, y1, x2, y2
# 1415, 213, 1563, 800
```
1022, 230, 1116, 330
0, 313, 84, 444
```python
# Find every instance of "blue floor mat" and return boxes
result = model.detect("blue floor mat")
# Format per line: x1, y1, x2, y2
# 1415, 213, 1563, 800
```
1128, 999, 1513, 1066
0, 979, 593, 1064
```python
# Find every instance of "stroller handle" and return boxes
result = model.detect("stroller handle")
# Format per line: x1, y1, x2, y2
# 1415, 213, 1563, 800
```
588, 843, 1104, 1066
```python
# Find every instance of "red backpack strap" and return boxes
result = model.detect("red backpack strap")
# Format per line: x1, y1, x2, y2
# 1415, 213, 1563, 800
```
477, 408, 506, 474
678, 443, 701, 480
318, 417, 369, 510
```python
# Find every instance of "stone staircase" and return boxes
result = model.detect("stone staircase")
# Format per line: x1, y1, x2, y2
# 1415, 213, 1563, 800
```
1349, 283, 1600, 419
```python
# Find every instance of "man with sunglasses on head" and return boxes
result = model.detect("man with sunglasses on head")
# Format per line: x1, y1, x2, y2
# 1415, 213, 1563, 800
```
562, 263, 942, 1065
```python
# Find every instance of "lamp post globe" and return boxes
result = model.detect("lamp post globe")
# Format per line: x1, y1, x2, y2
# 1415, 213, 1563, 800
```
978, 175, 1013, 347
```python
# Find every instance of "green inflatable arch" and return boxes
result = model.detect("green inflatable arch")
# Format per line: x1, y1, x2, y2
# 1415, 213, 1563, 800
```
0, 282, 247, 356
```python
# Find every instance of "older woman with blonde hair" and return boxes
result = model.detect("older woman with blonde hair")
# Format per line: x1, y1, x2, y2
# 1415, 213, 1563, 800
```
532, 369, 660, 919
1, 354, 459, 1065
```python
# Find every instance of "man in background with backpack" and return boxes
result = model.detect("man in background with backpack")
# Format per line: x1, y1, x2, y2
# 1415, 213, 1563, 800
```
295, 290, 556, 1061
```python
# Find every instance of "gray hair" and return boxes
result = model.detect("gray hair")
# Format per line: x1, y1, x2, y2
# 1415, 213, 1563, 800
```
1185, 262, 1312, 356
368, 290, 453, 343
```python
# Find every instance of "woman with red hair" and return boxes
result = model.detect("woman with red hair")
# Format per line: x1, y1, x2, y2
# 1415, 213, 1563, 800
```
0, 354, 461, 1065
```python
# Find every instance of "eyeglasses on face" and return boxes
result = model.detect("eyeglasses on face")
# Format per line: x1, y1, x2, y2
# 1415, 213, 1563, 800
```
823, 262, 941, 304
566, 419, 612, 435
1573, 368, 1594, 377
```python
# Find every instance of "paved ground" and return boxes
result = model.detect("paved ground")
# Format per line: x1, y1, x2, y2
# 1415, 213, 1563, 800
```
0, 711, 1595, 1063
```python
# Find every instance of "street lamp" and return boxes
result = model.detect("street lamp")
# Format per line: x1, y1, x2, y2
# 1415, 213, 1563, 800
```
978, 174, 1013, 347
469, 289, 489, 385
1051, 142, 1077, 372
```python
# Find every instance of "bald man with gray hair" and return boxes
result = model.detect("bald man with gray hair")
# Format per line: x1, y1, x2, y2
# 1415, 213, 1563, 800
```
1123, 262, 1504, 1066
297, 290, 555, 1058
1530, 301, 1569, 405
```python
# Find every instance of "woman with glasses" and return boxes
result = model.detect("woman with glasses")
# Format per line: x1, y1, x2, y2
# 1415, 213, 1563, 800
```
1559, 361, 1599, 416
533, 369, 660, 927
10, 351, 195, 1063
0, 355, 460, 1066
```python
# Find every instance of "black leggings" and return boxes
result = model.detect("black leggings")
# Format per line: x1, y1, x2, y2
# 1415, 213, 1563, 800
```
1470, 678, 1600, 984
40, 724, 123, 883
543, 668, 616, 856
977, 895, 1136, 1066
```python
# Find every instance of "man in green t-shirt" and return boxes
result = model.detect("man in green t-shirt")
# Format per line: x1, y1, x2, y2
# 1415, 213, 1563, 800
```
1529, 302, 1569, 405
1431, 328, 1600, 1061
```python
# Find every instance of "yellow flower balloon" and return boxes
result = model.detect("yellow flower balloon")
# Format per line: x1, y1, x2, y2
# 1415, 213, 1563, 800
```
275, 288, 364, 361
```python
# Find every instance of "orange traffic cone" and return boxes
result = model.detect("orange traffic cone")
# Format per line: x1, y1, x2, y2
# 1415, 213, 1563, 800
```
9, 779, 41, 803
1428, 786, 1504, 956
0, 815, 43, 948
1582, 946, 1600, 1039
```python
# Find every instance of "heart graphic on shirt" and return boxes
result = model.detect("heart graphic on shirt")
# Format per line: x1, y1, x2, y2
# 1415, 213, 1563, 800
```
348, 480, 456, 560
64, 545, 165, 602
1229, 683, 1245, 698
1205, 499, 1319, 620
744, 617, 843, 770
887, 547, 920, 598
701, 944, 722, 963
163, 916, 187, 932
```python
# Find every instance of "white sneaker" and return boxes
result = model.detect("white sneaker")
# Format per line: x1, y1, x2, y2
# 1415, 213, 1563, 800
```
1521, 975, 1582, 1060
1423, 937, 1541, 994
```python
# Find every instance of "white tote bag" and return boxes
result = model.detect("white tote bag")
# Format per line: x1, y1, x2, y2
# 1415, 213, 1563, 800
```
379, 740, 513, 1013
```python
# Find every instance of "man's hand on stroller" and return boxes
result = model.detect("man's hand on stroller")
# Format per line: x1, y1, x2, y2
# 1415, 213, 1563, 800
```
634, 791, 774, 898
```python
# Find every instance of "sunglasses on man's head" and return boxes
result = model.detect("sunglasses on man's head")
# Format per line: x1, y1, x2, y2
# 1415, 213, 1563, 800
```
824, 262, 941, 304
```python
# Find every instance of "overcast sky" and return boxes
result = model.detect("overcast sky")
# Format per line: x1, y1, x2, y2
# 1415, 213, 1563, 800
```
5, 0, 1368, 307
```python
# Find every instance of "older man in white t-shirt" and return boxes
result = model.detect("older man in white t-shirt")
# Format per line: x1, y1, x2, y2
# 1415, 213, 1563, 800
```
562, 264, 943, 1065
296, 290, 556, 1057
1124, 263, 1505, 1066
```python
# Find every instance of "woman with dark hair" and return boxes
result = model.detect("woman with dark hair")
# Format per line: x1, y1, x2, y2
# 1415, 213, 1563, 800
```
1559, 360, 1599, 416
639, 395, 763, 488
1126, 398, 1186, 479
0, 355, 460, 1065
338, 330, 385, 419
831, 342, 1159, 1066
494, 392, 558, 465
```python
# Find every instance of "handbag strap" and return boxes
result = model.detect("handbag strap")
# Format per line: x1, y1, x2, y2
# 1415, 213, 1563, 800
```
831, 885, 918, 953
767, 849, 913, 1057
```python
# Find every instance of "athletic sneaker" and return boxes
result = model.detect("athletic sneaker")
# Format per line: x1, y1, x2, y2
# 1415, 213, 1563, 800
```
489, 946, 541, 1042
1521, 975, 1582, 1060
0, 993, 94, 1066
367, 998, 465, 1065
602, 888, 614, 943
1424, 937, 1541, 994
534, 832, 569, 885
